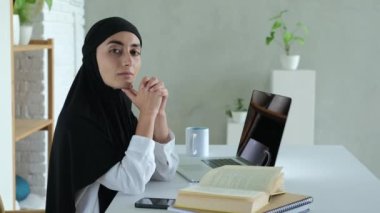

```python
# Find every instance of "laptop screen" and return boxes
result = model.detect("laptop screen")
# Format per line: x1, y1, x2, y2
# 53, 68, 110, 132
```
236, 90, 291, 166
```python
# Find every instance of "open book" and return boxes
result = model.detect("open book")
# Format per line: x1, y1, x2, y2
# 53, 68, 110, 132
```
169, 193, 313, 213
173, 166, 284, 213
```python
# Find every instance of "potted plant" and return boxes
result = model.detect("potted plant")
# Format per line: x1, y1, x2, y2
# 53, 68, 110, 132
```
13, 0, 53, 45
265, 10, 308, 70
226, 98, 248, 123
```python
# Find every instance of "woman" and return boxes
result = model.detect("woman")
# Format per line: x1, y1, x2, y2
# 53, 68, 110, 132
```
46, 17, 178, 213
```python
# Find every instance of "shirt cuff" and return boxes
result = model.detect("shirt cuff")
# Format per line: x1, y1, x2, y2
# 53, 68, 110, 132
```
127, 135, 155, 155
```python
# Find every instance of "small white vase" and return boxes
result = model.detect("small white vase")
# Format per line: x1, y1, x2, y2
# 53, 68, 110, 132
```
20, 25, 33, 45
231, 111, 247, 123
13, 14, 20, 45
280, 55, 300, 70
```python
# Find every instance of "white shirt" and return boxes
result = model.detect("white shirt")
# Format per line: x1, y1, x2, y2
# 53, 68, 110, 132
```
75, 132, 179, 213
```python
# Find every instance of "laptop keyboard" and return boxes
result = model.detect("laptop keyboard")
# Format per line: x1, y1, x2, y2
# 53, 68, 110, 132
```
201, 158, 241, 168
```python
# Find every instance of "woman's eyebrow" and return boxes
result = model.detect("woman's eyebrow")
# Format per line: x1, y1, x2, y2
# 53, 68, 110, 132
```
107, 40, 141, 48
131, 43, 141, 48
107, 40, 124, 46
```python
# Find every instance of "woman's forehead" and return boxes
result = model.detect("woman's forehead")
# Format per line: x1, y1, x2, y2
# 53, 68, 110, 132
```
105, 31, 141, 46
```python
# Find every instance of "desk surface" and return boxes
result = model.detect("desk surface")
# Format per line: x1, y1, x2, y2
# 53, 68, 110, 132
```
106, 145, 380, 212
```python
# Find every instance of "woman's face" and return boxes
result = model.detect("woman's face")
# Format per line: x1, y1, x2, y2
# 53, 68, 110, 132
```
96, 31, 141, 89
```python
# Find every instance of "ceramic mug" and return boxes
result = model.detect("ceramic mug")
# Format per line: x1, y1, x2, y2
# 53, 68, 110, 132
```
241, 138, 272, 166
185, 127, 209, 157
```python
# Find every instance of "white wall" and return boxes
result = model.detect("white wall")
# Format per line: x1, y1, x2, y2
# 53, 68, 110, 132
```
0, 0, 84, 207
42, 0, 85, 121
85, 0, 380, 178
0, 0, 14, 209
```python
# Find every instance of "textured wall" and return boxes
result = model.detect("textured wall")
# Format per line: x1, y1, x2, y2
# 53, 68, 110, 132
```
85, 0, 380, 178
15, 0, 85, 197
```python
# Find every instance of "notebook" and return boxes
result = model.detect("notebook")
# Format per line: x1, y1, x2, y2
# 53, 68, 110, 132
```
260, 193, 313, 213
177, 89, 292, 182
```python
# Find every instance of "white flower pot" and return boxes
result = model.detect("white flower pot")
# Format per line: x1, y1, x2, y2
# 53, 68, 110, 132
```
20, 25, 33, 45
280, 55, 300, 70
13, 15, 20, 45
231, 111, 247, 123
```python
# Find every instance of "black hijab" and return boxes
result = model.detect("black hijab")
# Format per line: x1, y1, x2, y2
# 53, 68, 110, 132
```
46, 17, 142, 213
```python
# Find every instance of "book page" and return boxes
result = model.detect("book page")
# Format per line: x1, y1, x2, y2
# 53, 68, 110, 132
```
199, 166, 283, 194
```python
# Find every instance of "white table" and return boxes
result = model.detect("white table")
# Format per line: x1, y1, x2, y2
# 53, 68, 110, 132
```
106, 145, 380, 212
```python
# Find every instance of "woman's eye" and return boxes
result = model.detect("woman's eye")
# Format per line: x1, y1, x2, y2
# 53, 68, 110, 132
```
130, 49, 141, 56
110, 48, 123, 55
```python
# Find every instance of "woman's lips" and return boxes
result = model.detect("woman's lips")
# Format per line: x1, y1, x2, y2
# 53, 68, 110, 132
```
117, 71, 134, 78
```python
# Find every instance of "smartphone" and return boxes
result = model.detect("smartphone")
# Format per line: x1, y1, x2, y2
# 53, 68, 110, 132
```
134, 197, 176, 209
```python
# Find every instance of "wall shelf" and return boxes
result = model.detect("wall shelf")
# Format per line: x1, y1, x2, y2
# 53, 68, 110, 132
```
13, 39, 55, 149
10, 38, 54, 210
15, 119, 53, 142
14, 40, 53, 52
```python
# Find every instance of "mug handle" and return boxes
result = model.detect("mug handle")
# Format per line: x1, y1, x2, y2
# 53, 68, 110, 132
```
192, 133, 198, 155
263, 150, 272, 166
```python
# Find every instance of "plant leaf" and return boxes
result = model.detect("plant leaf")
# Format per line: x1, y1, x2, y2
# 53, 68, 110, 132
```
19, 0, 44, 24
45, 0, 52, 9
14, 0, 26, 12
293, 36, 305, 45
272, 20, 282, 30
266, 36, 273, 45
283, 31, 293, 45
265, 31, 275, 45
226, 109, 232, 118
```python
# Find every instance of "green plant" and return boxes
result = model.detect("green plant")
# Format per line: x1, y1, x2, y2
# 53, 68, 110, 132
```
265, 10, 308, 56
225, 98, 248, 118
13, 0, 52, 24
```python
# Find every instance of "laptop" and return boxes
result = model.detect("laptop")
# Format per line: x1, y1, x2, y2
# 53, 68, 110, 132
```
177, 89, 292, 182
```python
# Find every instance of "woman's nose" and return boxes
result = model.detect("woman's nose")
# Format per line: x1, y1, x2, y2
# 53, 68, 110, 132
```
123, 53, 132, 67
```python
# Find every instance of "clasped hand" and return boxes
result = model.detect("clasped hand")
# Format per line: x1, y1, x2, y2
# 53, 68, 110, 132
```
122, 76, 168, 117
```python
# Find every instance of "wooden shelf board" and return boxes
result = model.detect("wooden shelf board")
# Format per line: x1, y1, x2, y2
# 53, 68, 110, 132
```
15, 119, 53, 141
13, 40, 53, 52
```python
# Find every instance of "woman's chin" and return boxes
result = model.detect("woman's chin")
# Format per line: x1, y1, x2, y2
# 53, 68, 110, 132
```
119, 83, 133, 89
